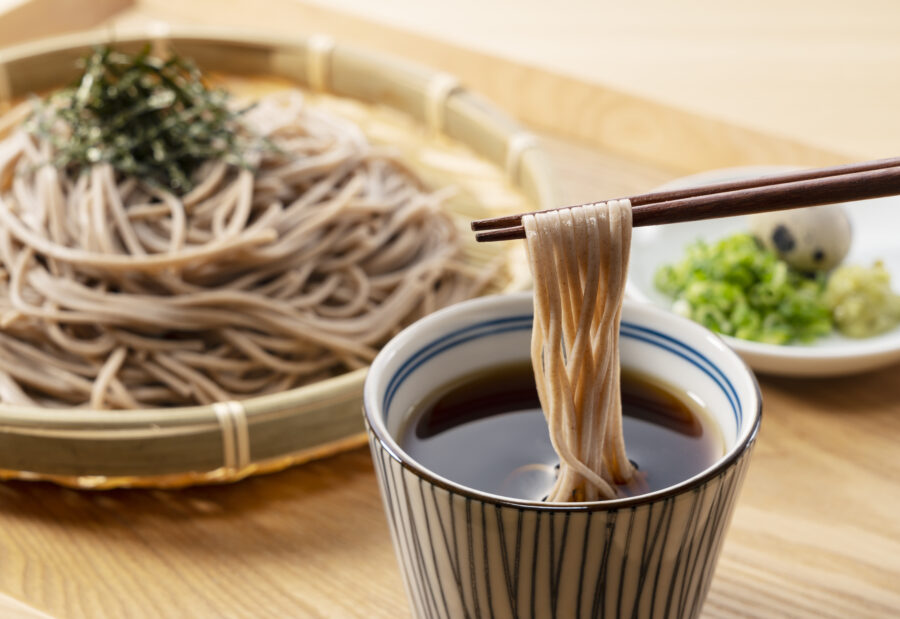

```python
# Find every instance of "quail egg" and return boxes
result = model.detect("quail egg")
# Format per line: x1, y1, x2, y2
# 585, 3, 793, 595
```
748, 204, 851, 271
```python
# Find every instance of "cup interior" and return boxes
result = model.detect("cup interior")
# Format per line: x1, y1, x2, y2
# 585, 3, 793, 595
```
364, 292, 761, 507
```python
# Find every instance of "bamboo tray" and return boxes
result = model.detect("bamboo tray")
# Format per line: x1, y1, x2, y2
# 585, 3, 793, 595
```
0, 27, 556, 488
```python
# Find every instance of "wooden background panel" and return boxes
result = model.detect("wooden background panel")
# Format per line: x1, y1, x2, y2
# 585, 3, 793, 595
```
108, 0, 849, 174
299, 0, 900, 162
0, 0, 132, 48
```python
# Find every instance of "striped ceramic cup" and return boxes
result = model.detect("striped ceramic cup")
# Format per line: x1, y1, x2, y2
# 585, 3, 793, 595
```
363, 292, 761, 619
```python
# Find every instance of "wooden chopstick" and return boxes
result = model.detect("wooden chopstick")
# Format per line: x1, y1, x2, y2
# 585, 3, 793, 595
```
472, 157, 900, 242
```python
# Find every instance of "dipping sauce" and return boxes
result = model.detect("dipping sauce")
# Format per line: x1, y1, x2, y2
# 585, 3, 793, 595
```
400, 362, 724, 501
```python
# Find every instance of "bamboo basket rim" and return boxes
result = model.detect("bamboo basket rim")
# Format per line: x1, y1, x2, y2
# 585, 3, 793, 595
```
0, 25, 557, 486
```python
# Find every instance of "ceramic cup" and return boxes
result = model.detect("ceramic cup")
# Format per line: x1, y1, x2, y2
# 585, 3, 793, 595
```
363, 292, 761, 619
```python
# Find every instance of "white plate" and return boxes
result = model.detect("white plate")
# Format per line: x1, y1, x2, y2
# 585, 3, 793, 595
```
627, 166, 900, 377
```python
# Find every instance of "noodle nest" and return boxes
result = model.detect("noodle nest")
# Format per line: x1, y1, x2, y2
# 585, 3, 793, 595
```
0, 92, 493, 409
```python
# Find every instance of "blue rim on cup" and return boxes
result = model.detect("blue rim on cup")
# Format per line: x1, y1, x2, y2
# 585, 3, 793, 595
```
363, 292, 762, 618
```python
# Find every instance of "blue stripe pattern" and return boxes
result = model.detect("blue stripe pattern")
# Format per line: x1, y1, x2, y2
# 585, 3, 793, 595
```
382, 315, 742, 428
383, 315, 532, 412
619, 324, 741, 427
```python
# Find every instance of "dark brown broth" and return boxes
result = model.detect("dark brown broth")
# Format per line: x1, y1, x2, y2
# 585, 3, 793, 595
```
400, 362, 724, 501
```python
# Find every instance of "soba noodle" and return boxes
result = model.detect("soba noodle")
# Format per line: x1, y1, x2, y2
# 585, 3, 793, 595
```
523, 200, 637, 502
0, 92, 492, 409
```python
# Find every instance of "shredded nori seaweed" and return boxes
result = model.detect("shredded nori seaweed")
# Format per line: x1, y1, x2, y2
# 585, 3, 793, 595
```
26, 45, 262, 193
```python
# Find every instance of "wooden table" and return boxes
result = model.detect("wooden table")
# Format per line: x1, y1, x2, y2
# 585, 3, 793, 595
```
1, 1, 899, 617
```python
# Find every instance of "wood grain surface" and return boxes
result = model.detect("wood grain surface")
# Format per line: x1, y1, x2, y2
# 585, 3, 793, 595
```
0, 2, 898, 618
0, 592, 52, 619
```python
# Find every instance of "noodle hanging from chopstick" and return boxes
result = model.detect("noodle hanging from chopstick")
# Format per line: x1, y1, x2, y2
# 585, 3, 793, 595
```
0, 92, 491, 409
523, 200, 637, 502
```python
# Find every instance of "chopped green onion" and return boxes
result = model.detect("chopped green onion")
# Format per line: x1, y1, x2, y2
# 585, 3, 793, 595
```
654, 233, 832, 344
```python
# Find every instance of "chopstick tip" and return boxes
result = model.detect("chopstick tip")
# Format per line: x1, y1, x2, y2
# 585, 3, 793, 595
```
471, 214, 523, 231
475, 226, 526, 242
